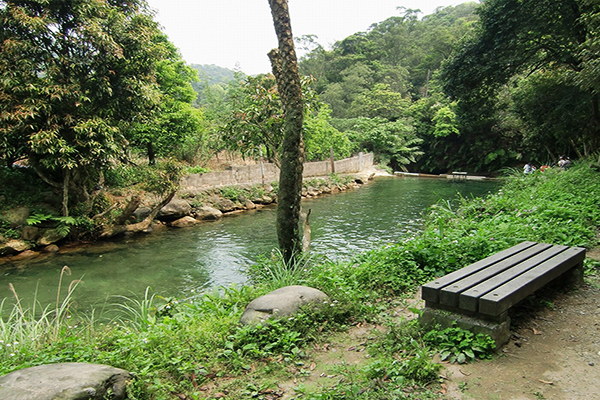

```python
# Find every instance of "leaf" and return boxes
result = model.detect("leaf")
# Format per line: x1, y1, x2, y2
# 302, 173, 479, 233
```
457, 352, 467, 364
464, 348, 475, 360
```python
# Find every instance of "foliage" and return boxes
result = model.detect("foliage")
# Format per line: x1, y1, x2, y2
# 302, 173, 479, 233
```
303, 105, 353, 162
127, 45, 206, 165
104, 159, 182, 195
26, 213, 93, 237
245, 249, 314, 291
337, 117, 423, 169
221, 74, 319, 165
424, 326, 495, 363
0, 0, 176, 215
440, 0, 600, 160
300, 3, 479, 118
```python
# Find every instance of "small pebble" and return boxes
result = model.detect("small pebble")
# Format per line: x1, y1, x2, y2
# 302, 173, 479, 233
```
589, 362, 595, 366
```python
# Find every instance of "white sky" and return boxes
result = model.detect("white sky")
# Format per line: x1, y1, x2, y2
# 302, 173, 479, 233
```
145, 0, 473, 75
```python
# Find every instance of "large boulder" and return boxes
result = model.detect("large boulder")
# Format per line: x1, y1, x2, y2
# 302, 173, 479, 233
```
158, 199, 191, 221
213, 197, 238, 213
37, 228, 67, 246
133, 206, 152, 222
1, 206, 29, 228
0, 239, 32, 255
171, 216, 199, 228
21, 226, 40, 241
0, 362, 133, 400
195, 206, 222, 220
240, 285, 329, 325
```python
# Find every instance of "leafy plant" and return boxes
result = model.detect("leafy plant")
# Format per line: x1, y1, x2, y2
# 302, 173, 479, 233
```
184, 165, 209, 175
424, 326, 495, 364
26, 213, 93, 237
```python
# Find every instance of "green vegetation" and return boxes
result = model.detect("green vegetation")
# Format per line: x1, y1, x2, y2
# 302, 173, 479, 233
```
1, 161, 599, 399
424, 326, 496, 364
2, 0, 600, 396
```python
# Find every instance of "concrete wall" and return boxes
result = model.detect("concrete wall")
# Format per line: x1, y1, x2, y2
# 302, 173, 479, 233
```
181, 153, 374, 190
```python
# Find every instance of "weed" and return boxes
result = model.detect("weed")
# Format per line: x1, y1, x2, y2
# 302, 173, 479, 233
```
219, 186, 245, 201
246, 249, 314, 290
424, 326, 495, 364
184, 165, 209, 175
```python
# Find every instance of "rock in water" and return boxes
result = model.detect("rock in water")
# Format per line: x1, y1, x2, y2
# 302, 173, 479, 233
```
0, 363, 133, 400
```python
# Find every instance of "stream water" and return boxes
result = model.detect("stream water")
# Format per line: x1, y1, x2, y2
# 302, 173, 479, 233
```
0, 177, 499, 312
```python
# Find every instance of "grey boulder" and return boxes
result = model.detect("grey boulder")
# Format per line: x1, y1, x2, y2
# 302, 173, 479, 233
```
0, 362, 133, 400
158, 199, 191, 221
240, 285, 328, 325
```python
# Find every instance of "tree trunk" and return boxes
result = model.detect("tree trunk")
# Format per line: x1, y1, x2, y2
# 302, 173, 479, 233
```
100, 190, 176, 238
62, 170, 70, 217
147, 142, 156, 166
114, 195, 142, 225
268, 0, 305, 264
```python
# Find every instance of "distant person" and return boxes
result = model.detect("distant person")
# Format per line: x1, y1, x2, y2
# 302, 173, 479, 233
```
523, 163, 535, 175
558, 156, 572, 169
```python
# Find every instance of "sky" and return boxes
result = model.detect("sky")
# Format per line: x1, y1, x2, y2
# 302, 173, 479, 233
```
145, 0, 472, 76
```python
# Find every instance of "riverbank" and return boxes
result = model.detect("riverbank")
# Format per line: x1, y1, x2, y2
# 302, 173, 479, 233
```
0, 165, 389, 266
0, 159, 598, 399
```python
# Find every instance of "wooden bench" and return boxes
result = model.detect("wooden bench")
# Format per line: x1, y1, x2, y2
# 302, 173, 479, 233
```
420, 241, 586, 345
451, 171, 468, 181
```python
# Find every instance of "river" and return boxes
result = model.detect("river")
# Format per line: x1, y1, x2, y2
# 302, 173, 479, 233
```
0, 177, 498, 312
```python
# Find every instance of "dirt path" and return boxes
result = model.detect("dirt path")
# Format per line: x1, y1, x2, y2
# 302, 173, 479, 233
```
279, 271, 600, 399
442, 275, 600, 400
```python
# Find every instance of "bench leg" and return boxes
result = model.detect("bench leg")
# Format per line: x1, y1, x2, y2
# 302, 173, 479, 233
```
561, 262, 584, 287
420, 307, 511, 349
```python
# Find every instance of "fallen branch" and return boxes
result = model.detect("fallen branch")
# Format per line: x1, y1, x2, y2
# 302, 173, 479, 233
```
100, 190, 176, 238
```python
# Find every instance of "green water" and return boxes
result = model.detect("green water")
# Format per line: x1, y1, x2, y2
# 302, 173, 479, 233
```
0, 177, 499, 311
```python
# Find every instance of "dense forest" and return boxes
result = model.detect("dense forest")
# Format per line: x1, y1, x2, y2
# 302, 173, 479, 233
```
1, 0, 599, 228
194, 0, 600, 173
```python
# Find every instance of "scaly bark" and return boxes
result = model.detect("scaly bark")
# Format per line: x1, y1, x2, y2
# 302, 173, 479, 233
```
268, 0, 305, 264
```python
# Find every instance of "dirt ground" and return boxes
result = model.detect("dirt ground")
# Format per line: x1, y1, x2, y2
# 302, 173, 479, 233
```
280, 254, 600, 400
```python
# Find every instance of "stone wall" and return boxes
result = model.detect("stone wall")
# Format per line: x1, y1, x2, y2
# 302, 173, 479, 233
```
181, 153, 374, 190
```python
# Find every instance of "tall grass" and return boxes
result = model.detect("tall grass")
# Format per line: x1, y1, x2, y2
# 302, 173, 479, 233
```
0, 267, 82, 358
245, 249, 315, 291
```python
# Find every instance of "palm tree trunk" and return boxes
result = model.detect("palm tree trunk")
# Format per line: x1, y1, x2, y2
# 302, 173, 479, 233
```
268, 0, 305, 264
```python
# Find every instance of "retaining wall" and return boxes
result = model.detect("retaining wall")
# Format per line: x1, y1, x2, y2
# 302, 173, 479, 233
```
181, 153, 374, 190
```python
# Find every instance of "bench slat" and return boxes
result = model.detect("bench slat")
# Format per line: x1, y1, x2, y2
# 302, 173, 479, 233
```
458, 245, 568, 312
421, 241, 536, 303
438, 243, 553, 307
478, 246, 586, 316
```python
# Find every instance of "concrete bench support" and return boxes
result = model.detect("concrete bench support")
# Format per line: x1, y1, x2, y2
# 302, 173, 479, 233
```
420, 241, 586, 346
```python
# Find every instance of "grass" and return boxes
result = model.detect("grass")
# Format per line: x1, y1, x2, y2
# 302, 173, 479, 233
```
1, 158, 600, 399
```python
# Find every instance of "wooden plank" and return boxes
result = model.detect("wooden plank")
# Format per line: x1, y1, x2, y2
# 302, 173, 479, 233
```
458, 245, 568, 312
439, 243, 553, 307
421, 241, 537, 303
478, 247, 586, 316
421, 242, 536, 303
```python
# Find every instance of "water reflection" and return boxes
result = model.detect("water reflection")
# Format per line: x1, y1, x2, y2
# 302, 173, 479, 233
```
0, 177, 498, 310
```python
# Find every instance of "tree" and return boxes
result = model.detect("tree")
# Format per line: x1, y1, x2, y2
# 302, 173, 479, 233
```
222, 74, 285, 164
128, 38, 204, 165
0, 0, 170, 215
342, 117, 423, 170
303, 105, 352, 162
221, 73, 319, 165
441, 0, 599, 158
268, 0, 304, 263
